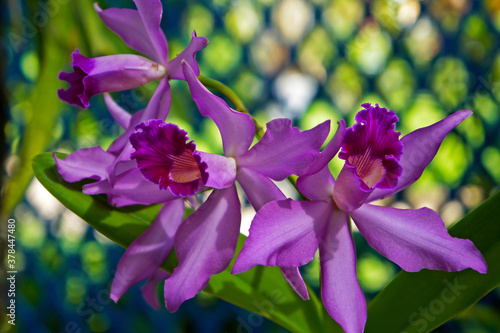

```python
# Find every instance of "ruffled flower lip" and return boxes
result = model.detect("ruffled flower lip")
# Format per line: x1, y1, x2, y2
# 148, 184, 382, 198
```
130, 120, 208, 197
339, 103, 403, 190
57, 50, 95, 108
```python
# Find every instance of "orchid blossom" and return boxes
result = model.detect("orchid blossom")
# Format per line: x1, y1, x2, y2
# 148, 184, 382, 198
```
55, 93, 186, 308
54, 92, 176, 207
58, 0, 207, 119
55, 0, 209, 206
109, 61, 331, 312
232, 103, 487, 333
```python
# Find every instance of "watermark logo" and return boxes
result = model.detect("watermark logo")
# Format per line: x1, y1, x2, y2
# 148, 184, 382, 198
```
403, 276, 467, 333
6, 218, 17, 326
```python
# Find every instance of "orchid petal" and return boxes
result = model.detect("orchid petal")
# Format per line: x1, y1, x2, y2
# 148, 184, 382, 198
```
164, 186, 241, 312
236, 166, 310, 301
281, 267, 309, 301
297, 165, 335, 201
167, 31, 209, 80
295, 120, 345, 201
350, 204, 487, 273
367, 110, 473, 202
232, 199, 331, 274
111, 199, 184, 302
237, 119, 330, 181
94, 3, 162, 63
54, 147, 114, 182
107, 78, 170, 158
196, 152, 236, 189
140, 269, 170, 310
320, 209, 366, 333
83, 167, 176, 207
236, 167, 285, 212
132, 0, 169, 64
333, 164, 372, 212
305, 119, 346, 176
182, 62, 255, 157
140, 77, 171, 121
106, 110, 145, 155
58, 50, 166, 108
106, 143, 135, 186
103, 93, 131, 130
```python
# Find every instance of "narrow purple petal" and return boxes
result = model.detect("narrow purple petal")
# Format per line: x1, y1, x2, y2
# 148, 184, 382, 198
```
54, 147, 114, 182
367, 110, 473, 202
182, 62, 255, 157
111, 199, 184, 302
236, 167, 285, 212
350, 204, 487, 273
167, 31, 209, 80
320, 209, 366, 333
296, 120, 345, 201
105, 144, 135, 188
232, 199, 331, 274
103, 93, 131, 130
235, 166, 310, 301
141, 78, 171, 120
78, 52, 166, 91
94, 4, 161, 63
281, 267, 309, 301
132, 0, 169, 64
107, 110, 145, 155
297, 165, 335, 201
164, 186, 241, 312
107, 78, 170, 157
237, 119, 330, 181
130, 120, 208, 197
58, 50, 166, 108
333, 164, 372, 212
303, 119, 346, 176
141, 269, 170, 310
83, 167, 177, 207
196, 152, 236, 189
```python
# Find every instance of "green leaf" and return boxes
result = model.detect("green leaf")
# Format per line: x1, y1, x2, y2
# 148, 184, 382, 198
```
33, 153, 162, 247
366, 190, 500, 333
33, 152, 339, 333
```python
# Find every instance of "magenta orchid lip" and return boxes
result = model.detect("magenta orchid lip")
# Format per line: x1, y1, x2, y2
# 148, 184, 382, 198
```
130, 120, 208, 197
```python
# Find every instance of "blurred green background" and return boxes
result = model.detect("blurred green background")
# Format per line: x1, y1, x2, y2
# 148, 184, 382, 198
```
2, 0, 500, 332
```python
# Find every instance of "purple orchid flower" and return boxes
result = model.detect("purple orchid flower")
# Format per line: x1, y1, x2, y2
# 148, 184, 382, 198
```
232, 103, 487, 333
54, 92, 176, 207
109, 119, 232, 307
110, 61, 331, 312
55, 0, 209, 207
55, 93, 188, 308
58, 0, 208, 113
